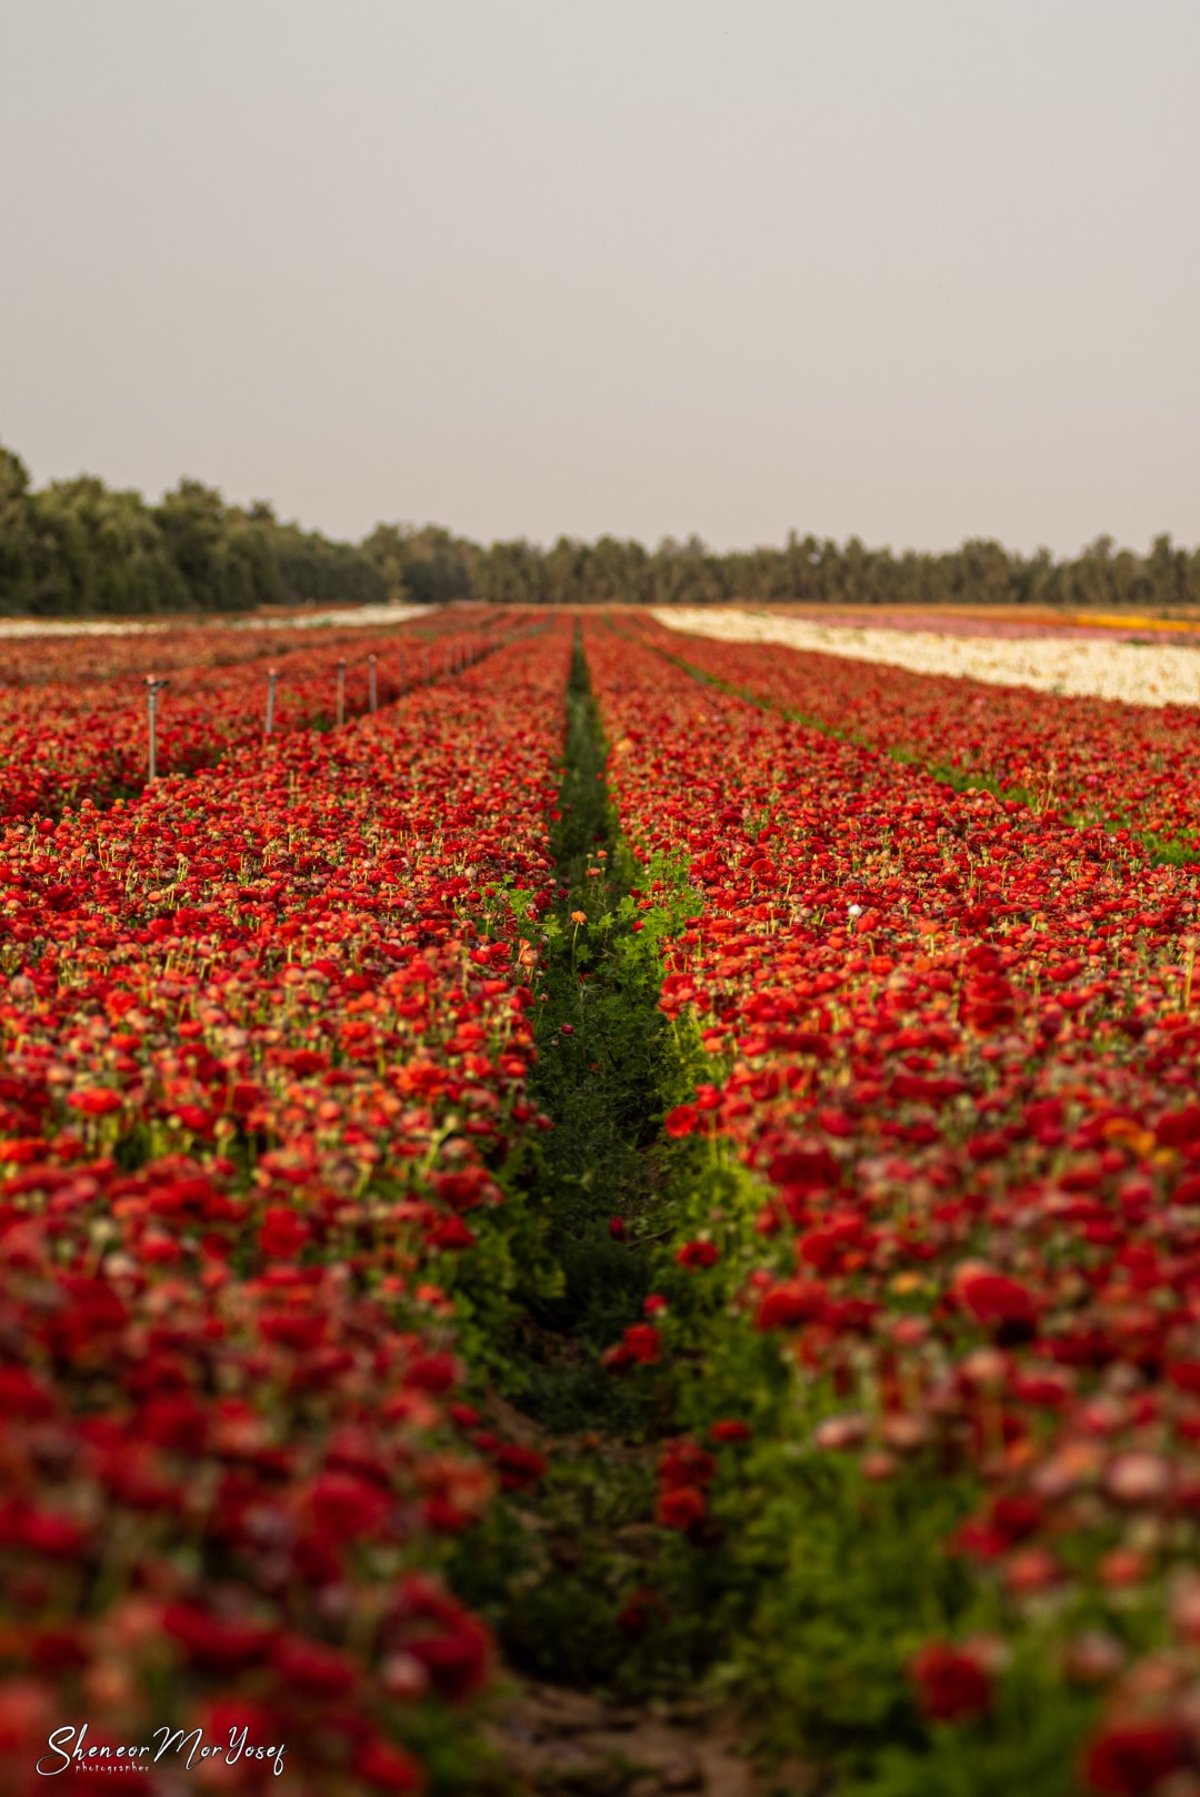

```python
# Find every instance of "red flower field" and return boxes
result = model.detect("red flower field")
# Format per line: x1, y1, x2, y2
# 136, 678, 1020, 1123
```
0, 608, 525, 821
4, 604, 1200, 1795
0, 621, 563, 1793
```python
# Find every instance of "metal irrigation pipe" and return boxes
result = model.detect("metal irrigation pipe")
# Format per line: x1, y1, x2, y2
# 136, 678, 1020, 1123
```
145, 676, 169, 782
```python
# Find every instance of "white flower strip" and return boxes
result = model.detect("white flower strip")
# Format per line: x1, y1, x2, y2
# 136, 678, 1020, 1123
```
652, 608, 1200, 709
0, 602, 434, 640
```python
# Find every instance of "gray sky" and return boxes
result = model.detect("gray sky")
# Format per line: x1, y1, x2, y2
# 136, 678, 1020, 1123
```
2, 0, 1197, 555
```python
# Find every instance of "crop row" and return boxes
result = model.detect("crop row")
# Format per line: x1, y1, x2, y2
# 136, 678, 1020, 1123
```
584, 622, 1200, 1796
0, 608, 496, 689
0, 624, 570, 1793
621, 612, 1200, 848
0, 614, 531, 824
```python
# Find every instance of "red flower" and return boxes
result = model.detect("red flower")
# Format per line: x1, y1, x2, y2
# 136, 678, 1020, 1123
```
405, 1618, 492, 1700
163, 1604, 276, 1671
676, 1239, 720, 1270
404, 1351, 461, 1393
68, 1087, 123, 1116
258, 1309, 327, 1351
272, 1633, 358, 1697
428, 1215, 477, 1251
623, 1323, 662, 1365
656, 1485, 706, 1531
957, 1272, 1039, 1333
308, 1472, 391, 1539
660, 1440, 716, 1489
492, 1442, 548, 1490
755, 1280, 826, 1331
709, 1419, 752, 1444
258, 1205, 310, 1259
909, 1641, 993, 1722
1082, 1721, 1193, 1795
353, 1736, 426, 1793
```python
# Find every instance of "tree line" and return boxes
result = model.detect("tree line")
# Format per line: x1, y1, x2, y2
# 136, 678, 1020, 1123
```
0, 446, 385, 616
390, 528, 1200, 613
3, 441, 1198, 616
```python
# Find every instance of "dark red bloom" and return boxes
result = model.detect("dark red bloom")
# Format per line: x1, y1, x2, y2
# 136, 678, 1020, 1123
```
656, 1485, 706, 1531
1082, 1721, 1193, 1795
909, 1641, 993, 1722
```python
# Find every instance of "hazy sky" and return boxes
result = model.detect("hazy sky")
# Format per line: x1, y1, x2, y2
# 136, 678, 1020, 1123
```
2, 1, 1197, 554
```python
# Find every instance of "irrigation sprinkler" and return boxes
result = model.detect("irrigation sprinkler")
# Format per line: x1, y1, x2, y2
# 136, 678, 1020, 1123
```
145, 676, 168, 782
369, 653, 378, 714
336, 658, 346, 726
265, 668, 279, 736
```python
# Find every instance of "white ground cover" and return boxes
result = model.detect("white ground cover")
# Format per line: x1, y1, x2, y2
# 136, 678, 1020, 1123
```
652, 608, 1200, 708
0, 603, 433, 640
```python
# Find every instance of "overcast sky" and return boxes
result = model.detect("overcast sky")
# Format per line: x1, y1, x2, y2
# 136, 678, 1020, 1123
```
2, 1, 1197, 554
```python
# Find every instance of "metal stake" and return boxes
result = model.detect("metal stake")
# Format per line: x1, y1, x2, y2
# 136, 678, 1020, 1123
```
336, 658, 346, 726
146, 676, 168, 782
369, 653, 378, 713
265, 669, 278, 736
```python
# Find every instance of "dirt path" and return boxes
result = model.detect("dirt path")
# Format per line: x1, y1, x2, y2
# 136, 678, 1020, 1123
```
488, 1678, 808, 1795
473, 1401, 809, 1796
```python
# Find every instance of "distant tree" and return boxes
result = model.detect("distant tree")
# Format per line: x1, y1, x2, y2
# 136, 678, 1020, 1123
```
1148, 532, 1189, 610
0, 445, 36, 613
475, 539, 549, 606
590, 535, 649, 605
154, 480, 253, 612
401, 527, 476, 604
361, 523, 474, 604
29, 478, 186, 615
